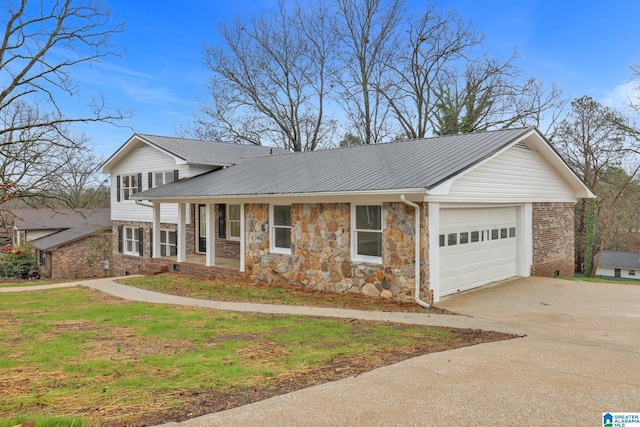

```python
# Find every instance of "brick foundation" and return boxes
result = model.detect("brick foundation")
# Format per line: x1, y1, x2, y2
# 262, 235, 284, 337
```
531, 202, 575, 277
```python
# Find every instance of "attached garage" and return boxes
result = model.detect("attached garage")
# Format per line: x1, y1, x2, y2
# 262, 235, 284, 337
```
439, 206, 519, 296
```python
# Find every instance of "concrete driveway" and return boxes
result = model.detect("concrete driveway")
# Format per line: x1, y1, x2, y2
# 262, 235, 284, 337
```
162, 277, 640, 426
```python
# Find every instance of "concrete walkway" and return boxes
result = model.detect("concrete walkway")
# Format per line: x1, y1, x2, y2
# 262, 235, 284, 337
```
0, 277, 518, 333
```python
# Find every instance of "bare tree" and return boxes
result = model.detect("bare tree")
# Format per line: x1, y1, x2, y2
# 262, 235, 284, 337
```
552, 96, 640, 275
334, 0, 402, 144
0, 0, 127, 207
197, 0, 337, 151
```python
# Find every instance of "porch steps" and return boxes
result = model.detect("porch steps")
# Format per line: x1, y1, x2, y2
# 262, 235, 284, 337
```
139, 262, 168, 276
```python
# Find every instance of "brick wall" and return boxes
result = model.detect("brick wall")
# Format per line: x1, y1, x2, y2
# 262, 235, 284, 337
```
532, 202, 575, 277
47, 231, 113, 279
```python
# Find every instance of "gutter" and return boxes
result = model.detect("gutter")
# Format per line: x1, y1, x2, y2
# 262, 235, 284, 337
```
400, 195, 431, 308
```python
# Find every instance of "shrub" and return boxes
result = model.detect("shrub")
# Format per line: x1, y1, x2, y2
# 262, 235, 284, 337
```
0, 244, 38, 279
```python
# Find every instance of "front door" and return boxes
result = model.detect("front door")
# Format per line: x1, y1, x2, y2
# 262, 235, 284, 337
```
198, 204, 207, 253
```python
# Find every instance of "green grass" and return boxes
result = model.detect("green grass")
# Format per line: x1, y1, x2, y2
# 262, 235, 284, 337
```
0, 279, 76, 288
118, 274, 441, 313
563, 275, 640, 285
0, 287, 480, 424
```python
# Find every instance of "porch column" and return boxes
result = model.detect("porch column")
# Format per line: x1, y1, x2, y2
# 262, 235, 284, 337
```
205, 203, 216, 266
239, 202, 245, 272
152, 203, 161, 258
177, 202, 187, 262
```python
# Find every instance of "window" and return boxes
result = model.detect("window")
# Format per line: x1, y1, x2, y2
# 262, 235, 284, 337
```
227, 204, 241, 241
271, 205, 291, 254
460, 232, 469, 244
159, 229, 177, 257
629, 270, 636, 276
353, 205, 382, 262
447, 233, 457, 246
121, 174, 138, 201
124, 226, 141, 256
491, 229, 499, 240
500, 228, 508, 239
509, 227, 516, 238
38, 250, 46, 267
154, 171, 175, 187
470, 231, 480, 243
439, 234, 445, 247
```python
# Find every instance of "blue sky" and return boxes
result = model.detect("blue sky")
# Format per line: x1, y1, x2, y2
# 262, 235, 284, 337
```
70, 0, 640, 158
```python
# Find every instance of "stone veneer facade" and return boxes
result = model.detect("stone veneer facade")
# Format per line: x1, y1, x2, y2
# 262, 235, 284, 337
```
531, 202, 575, 277
245, 202, 430, 303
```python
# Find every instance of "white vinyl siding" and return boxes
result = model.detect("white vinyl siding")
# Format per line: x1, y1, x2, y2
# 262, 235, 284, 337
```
111, 144, 191, 222
432, 145, 577, 202
595, 266, 640, 280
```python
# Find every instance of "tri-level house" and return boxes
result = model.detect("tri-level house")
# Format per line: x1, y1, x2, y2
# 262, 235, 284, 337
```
103, 128, 594, 303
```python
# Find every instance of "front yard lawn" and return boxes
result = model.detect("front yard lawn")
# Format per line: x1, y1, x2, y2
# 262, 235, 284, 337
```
0, 287, 513, 426
119, 274, 448, 313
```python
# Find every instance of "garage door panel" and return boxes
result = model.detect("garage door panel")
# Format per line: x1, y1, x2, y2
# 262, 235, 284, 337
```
439, 207, 518, 296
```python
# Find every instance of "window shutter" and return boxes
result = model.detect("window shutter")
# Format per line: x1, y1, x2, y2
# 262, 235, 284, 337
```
148, 172, 153, 189
137, 173, 142, 192
117, 225, 123, 253
150, 228, 153, 257
173, 169, 179, 181
116, 176, 121, 202
218, 204, 226, 238
138, 227, 144, 256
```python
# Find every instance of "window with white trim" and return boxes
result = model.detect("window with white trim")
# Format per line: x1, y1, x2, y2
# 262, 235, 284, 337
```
353, 204, 382, 263
159, 229, 177, 257
154, 171, 175, 187
121, 174, 138, 201
227, 204, 241, 241
124, 226, 141, 255
270, 205, 291, 254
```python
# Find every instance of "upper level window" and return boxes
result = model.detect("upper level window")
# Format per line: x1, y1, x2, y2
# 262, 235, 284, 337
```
270, 205, 291, 254
353, 204, 382, 263
155, 171, 175, 187
122, 174, 138, 201
227, 204, 241, 241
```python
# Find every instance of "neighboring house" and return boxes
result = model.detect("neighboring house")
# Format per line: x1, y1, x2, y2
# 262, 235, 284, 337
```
31, 224, 113, 279
595, 250, 640, 279
102, 128, 594, 303
11, 208, 112, 279
12, 208, 109, 245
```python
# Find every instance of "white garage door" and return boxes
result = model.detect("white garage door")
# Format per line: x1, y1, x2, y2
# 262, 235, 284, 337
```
439, 207, 518, 296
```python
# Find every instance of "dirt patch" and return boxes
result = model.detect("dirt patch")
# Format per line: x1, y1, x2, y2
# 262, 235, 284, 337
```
127, 328, 513, 426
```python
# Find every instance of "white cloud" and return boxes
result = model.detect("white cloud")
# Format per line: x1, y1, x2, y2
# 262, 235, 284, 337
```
600, 80, 640, 113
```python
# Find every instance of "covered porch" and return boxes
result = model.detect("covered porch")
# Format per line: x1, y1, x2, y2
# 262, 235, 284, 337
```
150, 202, 245, 272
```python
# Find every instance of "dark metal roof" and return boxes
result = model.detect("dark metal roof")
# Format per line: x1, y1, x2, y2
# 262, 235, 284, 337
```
31, 224, 110, 252
598, 250, 640, 270
12, 208, 111, 231
135, 128, 534, 199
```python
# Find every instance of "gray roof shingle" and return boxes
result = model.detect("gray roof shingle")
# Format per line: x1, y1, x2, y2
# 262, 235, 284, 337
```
31, 224, 110, 251
12, 208, 111, 230
135, 127, 535, 199
598, 250, 640, 270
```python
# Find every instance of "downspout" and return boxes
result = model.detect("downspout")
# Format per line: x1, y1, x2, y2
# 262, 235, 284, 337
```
400, 195, 431, 308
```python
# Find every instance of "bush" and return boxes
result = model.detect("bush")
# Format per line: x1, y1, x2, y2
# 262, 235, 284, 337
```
0, 245, 38, 279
